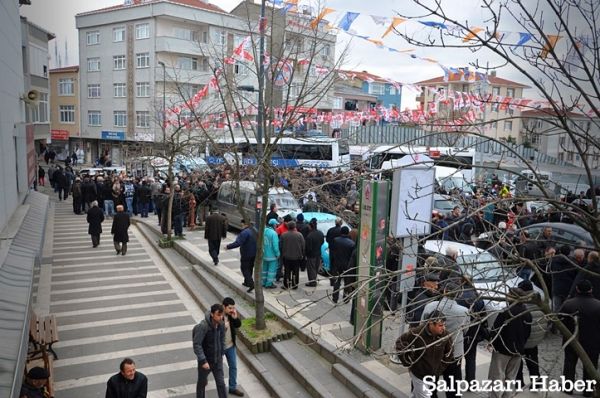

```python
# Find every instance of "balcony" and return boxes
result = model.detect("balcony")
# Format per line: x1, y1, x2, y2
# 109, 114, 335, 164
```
156, 36, 208, 56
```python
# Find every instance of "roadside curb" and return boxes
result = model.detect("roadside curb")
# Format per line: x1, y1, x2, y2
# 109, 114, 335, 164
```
134, 218, 407, 398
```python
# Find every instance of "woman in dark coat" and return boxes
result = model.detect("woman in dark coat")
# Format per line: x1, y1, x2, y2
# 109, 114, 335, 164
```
111, 204, 130, 255
86, 200, 104, 248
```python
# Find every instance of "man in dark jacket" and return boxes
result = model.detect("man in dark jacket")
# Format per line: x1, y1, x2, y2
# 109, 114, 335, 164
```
570, 251, 600, 300
561, 279, 600, 396
86, 200, 104, 248
72, 177, 83, 214
81, 177, 97, 213
330, 226, 355, 303
280, 221, 305, 290
20, 366, 50, 398
105, 357, 148, 398
396, 310, 454, 397
222, 297, 244, 396
54, 167, 69, 201
137, 180, 152, 217
295, 213, 310, 238
304, 218, 324, 287
487, 288, 532, 398
325, 218, 342, 251
193, 304, 227, 398
226, 220, 257, 292
205, 209, 228, 265
550, 245, 577, 312
111, 205, 130, 256
266, 203, 279, 222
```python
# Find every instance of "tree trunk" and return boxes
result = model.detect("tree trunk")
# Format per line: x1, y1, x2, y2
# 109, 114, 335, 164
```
253, 172, 270, 330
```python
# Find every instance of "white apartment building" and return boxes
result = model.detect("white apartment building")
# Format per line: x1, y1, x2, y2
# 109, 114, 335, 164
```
521, 109, 600, 169
76, 0, 253, 165
415, 71, 530, 141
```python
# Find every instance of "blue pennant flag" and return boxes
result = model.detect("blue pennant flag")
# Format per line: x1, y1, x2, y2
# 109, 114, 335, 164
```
419, 21, 448, 29
337, 12, 360, 31
515, 32, 533, 47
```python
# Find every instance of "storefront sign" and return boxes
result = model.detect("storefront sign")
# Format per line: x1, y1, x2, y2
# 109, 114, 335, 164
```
51, 129, 69, 140
134, 131, 155, 142
101, 131, 125, 141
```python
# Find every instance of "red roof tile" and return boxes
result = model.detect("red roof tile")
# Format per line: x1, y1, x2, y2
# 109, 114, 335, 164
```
78, 0, 226, 17
338, 69, 398, 84
414, 74, 530, 88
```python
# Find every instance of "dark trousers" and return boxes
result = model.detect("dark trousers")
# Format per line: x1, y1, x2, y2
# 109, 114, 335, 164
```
91, 234, 100, 247
173, 214, 184, 236
140, 202, 149, 217
564, 344, 599, 389
241, 256, 255, 287
432, 359, 462, 398
114, 241, 127, 255
73, 197, 82, 214
196, 360, 227, 398
517, 346, 539, 382
283, 258, 302, 288
463, 337, 478, 382
306, 257, 319, 283
331, 272, 353, 303
208, 239, 221, 264
58, 187, 68, 200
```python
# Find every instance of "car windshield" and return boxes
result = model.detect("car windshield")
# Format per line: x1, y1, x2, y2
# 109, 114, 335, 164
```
457, 252, 510, 281
434, 199, 455, 212
269, 193, 299, 210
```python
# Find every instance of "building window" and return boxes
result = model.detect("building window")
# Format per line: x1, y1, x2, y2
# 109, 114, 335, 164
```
321, 44, 331, 57
30, 92, 49, 123
332, 96, 343, 109
114, 111, 127, 127
58, 78, 74, 96
389, 86, 397, 96
289, 83, 300, 98
218, 30, 226, 45
202, 58, 209, 72
492, 86, 501, 95
567, 152, 574, 161
491, 121, 498, 129
173, 27, 198, 41
135, 23, 150, 39
88, 84, 101, 98
234, 62, 247, 76
136, 82, 150, 97
86, 31, 100, 45
558, 153, 565, 161
202, 31, 208, 43
113, 83, 126, 98
87, 57, 100, 72
504, 120, 513, 131
177, 56, 198, 70
368, 83, 385, 95
113, 55, 126, 70
88, 111, 102, 126
559, 136, 566, 146
59, 105, 75, 124
113, 27, 125, 42
506, 87, 515, 97
136, 53, 150, 68
136, 111, 150, 128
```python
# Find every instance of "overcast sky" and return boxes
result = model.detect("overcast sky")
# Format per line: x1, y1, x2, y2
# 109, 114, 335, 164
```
21, 0, 568, 108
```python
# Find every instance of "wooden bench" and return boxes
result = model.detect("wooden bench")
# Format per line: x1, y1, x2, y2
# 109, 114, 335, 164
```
28, 310, 59, 361
27, 310, 58, 398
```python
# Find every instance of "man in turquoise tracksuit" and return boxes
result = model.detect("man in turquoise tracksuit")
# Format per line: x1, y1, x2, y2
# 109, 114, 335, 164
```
262, 219, 280, 288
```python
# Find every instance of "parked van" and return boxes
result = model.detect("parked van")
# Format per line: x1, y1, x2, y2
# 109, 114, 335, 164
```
215, 181, 302, 230
77, 167, 105, 177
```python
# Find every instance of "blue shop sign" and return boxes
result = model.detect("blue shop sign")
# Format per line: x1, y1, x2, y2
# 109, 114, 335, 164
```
101, 131, 125, 141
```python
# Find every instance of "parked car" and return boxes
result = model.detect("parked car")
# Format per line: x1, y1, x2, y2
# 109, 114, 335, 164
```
215, 181, 302, 230
520, 222, 594, 250
433, 194, 461, 215
422, 240, 544, 316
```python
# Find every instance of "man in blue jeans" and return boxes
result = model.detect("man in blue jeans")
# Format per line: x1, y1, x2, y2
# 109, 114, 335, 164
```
223, 297, 244, 396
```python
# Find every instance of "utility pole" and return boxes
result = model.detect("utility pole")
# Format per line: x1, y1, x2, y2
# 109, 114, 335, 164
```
255, 0, 266, 227
158, 61, 167, 143
477, 62, 490, 182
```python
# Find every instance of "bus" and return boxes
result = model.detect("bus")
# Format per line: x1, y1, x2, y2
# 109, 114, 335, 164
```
205, 136, 350, 169
351, 145, 477, 182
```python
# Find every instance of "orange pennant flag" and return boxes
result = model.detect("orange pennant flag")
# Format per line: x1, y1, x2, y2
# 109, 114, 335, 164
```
463, 27, 484, 42
381, 17, 407, 38
310, 7, 335, 29
367, 38, 384, 47
540, 34, 562, 59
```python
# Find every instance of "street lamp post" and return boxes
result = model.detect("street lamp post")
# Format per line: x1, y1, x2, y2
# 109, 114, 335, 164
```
158, 61, 166, 143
